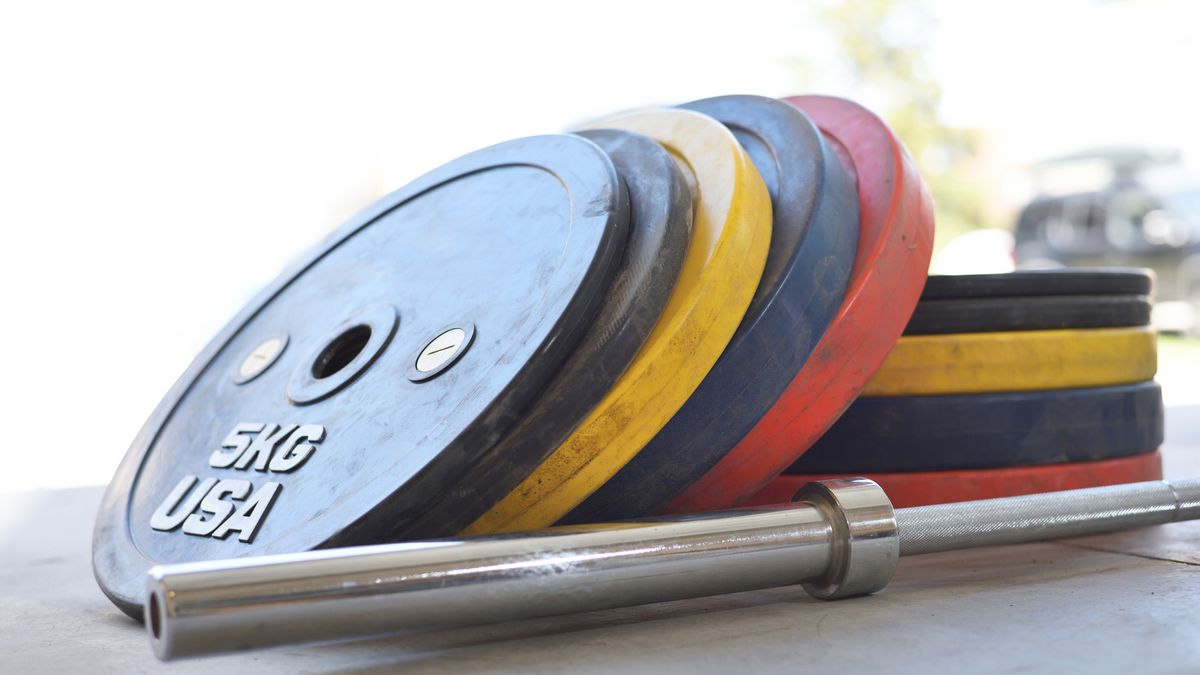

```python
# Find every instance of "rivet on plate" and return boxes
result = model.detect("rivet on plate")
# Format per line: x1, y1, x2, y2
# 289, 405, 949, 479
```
408, 324, 475, 382
234, 336, 288, 384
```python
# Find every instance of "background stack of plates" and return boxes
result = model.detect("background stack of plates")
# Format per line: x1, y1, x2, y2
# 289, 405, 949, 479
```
753, 269, 1164, 507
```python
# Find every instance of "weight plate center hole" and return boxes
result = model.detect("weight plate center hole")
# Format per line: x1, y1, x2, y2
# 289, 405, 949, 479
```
312, 325, 372, 380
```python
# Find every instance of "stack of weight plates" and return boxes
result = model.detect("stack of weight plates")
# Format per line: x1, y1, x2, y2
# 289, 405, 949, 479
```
93, 93, 942, 618
750, 268, 1165, 508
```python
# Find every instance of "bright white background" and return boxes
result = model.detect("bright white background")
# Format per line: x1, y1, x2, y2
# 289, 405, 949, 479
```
2, 0, 1198, 493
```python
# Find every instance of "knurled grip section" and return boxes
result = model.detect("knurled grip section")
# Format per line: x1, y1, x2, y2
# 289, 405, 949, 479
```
895, 478, 1200, 556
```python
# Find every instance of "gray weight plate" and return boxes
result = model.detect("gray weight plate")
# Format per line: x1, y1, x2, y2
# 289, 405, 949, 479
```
92, 134, 630, 618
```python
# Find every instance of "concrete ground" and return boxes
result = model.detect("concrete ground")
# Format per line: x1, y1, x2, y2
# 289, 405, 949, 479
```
2, 408, 1198, 674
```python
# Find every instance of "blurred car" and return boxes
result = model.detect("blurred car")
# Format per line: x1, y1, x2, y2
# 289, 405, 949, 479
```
1013, 148, 1200, 333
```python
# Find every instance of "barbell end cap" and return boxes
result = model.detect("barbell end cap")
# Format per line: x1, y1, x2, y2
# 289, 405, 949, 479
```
795, 478, 899, 600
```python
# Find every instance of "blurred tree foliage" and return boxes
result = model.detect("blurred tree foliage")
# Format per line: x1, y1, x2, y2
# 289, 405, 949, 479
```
820, 0, 998, 247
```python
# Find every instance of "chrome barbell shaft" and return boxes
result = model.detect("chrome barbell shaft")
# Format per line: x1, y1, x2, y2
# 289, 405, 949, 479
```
145, 477, 1200, 660
896, 476, 1200, 556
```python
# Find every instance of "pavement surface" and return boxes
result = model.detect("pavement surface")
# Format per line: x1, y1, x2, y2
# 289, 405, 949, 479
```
2, 406, 1198, 674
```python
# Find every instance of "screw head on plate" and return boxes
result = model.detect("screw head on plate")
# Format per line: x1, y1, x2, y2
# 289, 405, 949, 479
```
234, 336, 288, 384
408, 324, 475, 382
